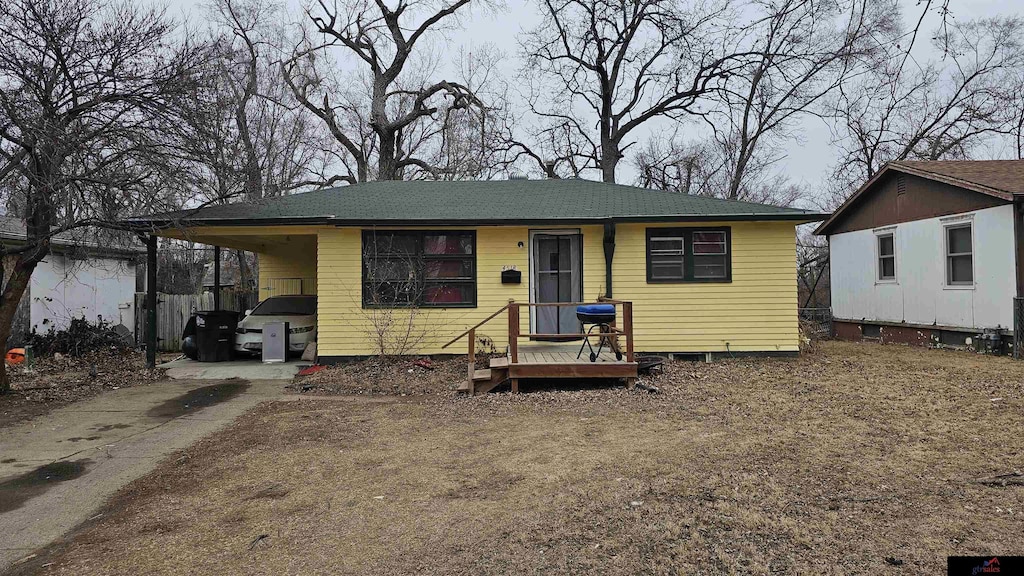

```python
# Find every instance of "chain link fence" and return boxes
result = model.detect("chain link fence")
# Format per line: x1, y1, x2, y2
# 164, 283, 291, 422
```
799, 307, 833, 340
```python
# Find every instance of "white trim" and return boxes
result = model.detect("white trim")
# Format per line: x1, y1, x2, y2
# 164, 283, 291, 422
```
942, 220, 975, 289
939, 213, 975, 223
874, 229, 897, 284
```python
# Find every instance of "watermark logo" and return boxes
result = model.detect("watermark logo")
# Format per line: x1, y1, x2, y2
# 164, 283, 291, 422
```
949, 556, 1021, 575
972, 557, 1000, 575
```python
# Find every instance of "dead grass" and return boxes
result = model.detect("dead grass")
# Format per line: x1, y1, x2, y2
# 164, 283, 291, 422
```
0, 351, 162, 429
28, 341, 1024, 575
291, 355, 470, 395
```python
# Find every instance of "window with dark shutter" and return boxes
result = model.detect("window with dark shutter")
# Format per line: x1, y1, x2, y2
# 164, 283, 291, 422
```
646, 227, 731, 283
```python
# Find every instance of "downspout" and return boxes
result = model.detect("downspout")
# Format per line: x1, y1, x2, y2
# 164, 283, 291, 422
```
603, 221, 615, 298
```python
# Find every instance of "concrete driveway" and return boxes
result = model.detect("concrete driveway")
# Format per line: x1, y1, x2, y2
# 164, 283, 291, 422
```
0, 378, 287, 572
160, 357, 308, 380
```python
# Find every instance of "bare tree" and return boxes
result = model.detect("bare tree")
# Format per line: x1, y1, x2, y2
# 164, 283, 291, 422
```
707, 0, 893, 201
627, 0, 891, 205
427, 46, 511, 181
0, 0, 205, 392
282, 0, 499, 183
175, 0, 331, 290
829, 14, 1024, 201
632, 131, 807, 206
1005, 70, 1024, 160
158, 242, 211, 295
633, 137, 720, 195
514, 0, 755, 183
796, 227, 829, 308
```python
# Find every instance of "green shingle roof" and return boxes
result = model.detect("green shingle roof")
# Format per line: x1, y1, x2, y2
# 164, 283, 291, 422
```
130, 179, 825, 227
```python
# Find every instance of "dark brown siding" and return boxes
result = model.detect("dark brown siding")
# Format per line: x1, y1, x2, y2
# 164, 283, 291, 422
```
834, 320, 935, 346
828, 172, 1008, 235
834, 320, 1013, 352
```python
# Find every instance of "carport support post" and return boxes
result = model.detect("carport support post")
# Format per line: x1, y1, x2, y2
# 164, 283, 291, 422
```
213, 245, 221, 310
146, 234, 158, 368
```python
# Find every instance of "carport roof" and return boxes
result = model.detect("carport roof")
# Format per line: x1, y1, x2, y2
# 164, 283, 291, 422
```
128, 179, 825, 228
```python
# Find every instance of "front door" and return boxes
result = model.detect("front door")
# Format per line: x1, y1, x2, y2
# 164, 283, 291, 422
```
532, 231, 582, 337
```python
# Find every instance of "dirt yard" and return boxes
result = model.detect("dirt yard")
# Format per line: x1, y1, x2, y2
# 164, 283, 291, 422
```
21, 341, 1024, 575
0, 351, 162, 429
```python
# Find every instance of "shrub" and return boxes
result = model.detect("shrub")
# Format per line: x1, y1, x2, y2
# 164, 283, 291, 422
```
28, 318, 133, 357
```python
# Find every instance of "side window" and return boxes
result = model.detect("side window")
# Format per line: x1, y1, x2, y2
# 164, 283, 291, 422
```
647, 236, 685, 281
692, 231, 729, 279
646, 227, 731, 283
876, 232, 895, 281
945, 223, 973, 285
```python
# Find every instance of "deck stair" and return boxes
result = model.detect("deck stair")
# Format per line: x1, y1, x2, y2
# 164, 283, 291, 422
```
455, 358, 510, 394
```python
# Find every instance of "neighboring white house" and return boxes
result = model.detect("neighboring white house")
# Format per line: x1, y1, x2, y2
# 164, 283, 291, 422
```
0, 217, 142, 344
816, 160, 1024, 346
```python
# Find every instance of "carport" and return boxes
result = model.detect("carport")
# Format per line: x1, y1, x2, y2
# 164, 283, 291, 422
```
138, 225, 319, 367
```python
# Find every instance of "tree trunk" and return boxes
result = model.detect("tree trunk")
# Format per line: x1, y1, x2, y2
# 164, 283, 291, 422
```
599, 120, 620, 183
377, 126, 400, 180
599, 145, 620, 183
236, 249, 251, 291
0, 258, 39, 394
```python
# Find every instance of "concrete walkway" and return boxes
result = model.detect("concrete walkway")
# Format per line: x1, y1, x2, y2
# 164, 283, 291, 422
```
0, 378, 287, 572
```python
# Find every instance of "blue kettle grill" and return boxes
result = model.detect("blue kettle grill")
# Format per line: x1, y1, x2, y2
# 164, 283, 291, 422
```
575, 304, 624, 362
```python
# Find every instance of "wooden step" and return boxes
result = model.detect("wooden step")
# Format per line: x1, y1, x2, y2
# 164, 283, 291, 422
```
473, 374, 508, 395
489, 356, 509, 369
458, 367, 511, 395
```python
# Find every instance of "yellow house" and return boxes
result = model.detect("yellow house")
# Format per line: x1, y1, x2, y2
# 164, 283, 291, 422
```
132, 179, 823, 388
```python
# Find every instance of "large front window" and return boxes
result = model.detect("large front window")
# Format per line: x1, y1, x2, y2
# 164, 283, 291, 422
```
362, 230, 477, 307
646, 227, 731, 283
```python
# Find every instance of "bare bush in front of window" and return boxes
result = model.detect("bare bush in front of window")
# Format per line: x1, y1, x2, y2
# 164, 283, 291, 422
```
360, 246, 437, 359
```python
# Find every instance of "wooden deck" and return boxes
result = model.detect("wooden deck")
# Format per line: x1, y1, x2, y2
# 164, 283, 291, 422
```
511, 342, 637, 380
446, 300, 639, 395
518, 342, 620, 363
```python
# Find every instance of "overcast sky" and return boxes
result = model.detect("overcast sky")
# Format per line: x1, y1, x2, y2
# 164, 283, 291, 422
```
167, 0, 1023, 203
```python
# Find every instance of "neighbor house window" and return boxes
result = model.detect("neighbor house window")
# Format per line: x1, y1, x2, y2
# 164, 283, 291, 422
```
646, 227, 731, 283
945, 223, 973, 285
362, 230, 476, 307
876, 232, 895, 281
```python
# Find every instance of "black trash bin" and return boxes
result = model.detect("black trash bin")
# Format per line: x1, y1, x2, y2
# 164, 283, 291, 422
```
181, 315, 198, 360
194, 310, 239, 362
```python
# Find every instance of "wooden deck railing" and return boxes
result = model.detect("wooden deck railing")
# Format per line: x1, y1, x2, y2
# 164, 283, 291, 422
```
442, 299, 635, 391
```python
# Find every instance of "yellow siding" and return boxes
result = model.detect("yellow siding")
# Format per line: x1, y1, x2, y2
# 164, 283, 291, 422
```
257, 235, 317, 299
318, 227, 535, 356
314, 222, 798, 357
613, 222, 798, 353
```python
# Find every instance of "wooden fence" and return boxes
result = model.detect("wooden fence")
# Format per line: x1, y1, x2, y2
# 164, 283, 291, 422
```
135, 289, 259, 352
